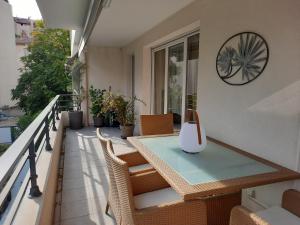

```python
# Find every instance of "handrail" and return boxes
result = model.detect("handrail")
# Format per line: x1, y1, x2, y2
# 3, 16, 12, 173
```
0, 94, 76, 222
0, 96, 59, 189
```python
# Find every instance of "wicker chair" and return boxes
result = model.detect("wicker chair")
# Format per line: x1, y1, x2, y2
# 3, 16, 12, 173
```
96, 129, 122, 224
96, 129, 153, 220
140, 114, 174, 136
230, 189, 300, 225
107, 140, 207, 225
96, 129, 153, 175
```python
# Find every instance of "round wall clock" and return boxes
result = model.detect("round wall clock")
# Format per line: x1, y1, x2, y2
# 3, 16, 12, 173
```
216, 32, 269, 86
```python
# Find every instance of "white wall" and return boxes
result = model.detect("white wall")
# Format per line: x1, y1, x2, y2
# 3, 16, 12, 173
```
85, 46, 126, 124
0, 1, 18, 107
122, 0, 300, 208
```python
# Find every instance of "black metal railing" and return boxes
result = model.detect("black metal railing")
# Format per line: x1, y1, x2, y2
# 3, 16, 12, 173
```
0, 94, 77, 224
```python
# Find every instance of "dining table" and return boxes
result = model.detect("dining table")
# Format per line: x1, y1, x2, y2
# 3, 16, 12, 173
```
128, 134, 300, 225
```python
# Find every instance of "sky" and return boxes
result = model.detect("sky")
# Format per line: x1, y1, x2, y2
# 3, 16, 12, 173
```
9, 0, 42, 20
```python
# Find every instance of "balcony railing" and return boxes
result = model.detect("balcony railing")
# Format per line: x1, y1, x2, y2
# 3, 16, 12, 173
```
0, 94, 79, 224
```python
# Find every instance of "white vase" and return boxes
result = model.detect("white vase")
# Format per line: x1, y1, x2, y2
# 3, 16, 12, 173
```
179, 122, 207, 153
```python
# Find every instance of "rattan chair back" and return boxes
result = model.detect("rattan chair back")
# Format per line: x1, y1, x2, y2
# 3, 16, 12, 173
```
96, 129, 121, 223
107, 140, 136, 225
140, 114, 174, 135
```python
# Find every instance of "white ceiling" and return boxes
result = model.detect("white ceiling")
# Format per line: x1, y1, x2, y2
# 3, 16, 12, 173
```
89, 0, 195, 47
36, 0, 90, 30
36, 0, 91, 54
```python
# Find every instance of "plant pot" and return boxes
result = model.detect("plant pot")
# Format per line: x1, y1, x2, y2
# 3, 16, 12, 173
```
69, 111, 83, 130
93, 116, 103, 127
120, 125, 134, 139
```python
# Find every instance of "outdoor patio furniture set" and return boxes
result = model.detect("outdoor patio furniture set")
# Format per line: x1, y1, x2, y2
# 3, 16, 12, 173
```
96, 114, 300, 225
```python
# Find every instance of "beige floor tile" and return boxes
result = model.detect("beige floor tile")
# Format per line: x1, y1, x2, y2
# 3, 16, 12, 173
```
62, 174, 109, 191
62, 186, 90, 203
63, 164, 108, 180
59, 127, 133, 224
61, 198, 93, 220
60, 212, 116, 225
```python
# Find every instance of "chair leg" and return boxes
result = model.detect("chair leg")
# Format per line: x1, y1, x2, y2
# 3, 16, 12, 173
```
105, 201, 110, 215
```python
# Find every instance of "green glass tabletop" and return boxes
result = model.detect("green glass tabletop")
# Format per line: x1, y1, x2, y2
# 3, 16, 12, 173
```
139, 136, 277, 185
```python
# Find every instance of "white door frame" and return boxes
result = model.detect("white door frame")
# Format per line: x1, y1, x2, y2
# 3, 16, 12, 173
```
151, 31, 199, 124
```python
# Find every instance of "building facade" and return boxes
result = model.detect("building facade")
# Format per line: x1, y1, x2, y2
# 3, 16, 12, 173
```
0, 0, 18, 108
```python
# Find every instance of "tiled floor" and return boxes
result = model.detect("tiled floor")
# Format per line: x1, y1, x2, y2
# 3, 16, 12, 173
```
57, 127, 135, 225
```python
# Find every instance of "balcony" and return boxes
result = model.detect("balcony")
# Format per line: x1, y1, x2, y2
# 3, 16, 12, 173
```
54, 127, 131, 225
1, 0, 300, 224
0, 96, 141, 225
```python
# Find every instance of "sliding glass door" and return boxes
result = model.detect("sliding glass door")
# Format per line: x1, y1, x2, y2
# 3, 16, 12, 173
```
152, 32, 199, 126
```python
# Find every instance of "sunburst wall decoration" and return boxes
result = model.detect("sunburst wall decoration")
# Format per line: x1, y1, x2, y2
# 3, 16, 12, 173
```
216, 32, 269, 86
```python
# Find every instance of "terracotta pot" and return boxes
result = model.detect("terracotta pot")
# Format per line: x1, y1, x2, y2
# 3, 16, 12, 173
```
120, 125, 134, 139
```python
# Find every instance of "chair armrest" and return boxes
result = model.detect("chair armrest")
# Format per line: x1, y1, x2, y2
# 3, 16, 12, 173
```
117, 151, 148, 167
130, 170, 170, 195
230, 206, 270, 225
282, 189, 300, 217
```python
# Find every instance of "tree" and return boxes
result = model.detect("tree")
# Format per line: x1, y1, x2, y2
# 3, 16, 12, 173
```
12, 21, 71, 116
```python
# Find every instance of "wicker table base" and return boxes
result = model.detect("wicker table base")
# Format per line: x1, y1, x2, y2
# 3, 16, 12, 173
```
203, 191, 241, 225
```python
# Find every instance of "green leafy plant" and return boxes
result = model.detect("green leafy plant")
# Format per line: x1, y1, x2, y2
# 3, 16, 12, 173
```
102, 91, 145, 126
11, 21, 70, 130
0, 144, 10, 156
89, 86, 106, 117
71, 89, 84, 111
17, 112, 39, 132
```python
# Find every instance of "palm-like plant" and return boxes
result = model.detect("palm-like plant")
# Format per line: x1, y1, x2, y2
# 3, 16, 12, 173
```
217, 46, 237, 77
217, 32, 268, 83
234, 33, 267, 81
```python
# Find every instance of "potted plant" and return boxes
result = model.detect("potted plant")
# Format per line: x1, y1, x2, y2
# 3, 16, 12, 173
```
102, 91, 145, 138
68, 91, 84, 130
89, 86, 106, 127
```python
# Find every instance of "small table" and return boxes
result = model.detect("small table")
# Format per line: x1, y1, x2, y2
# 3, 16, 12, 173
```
128, 134, 300, 225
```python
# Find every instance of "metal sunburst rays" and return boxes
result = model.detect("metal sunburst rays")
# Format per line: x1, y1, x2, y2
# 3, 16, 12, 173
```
216, 32, 269, 85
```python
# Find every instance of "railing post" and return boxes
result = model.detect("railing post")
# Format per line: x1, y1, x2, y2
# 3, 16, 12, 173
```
52, 107, 57, 131
28, 141, 42, 198
56, 102, 60, 120
45, 117, 52, 151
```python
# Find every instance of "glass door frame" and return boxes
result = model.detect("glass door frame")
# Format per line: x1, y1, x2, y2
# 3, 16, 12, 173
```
151, 31, 200, 124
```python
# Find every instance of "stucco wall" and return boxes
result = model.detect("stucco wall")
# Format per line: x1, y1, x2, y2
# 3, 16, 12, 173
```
0, 1, 18, 107
123, 0, 300, 208
85, 46, 126, 124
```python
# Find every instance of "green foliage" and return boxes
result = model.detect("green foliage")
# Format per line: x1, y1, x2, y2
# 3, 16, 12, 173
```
12, 21, 71, 115
0, 144, 10, 156
89, 86, 106, 117
17, 113, 39, 132
102, 91, 145, 126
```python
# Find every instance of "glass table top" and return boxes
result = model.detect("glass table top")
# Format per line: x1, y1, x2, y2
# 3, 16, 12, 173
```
139, 136, 277, 185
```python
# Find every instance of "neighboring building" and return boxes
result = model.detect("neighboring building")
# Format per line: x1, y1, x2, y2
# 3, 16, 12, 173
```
14, 17, 34, 45
0, 10, 35, 109
0, 0, 18, 108
14, 17, 35, 75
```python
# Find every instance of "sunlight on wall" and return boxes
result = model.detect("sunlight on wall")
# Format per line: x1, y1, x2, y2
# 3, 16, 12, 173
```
249, 80, 300, 116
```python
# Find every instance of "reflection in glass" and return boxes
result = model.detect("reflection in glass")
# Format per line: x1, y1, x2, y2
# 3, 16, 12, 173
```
168, 43, 184, 125
186, 34, 199, 111
153, 49, 165, 114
